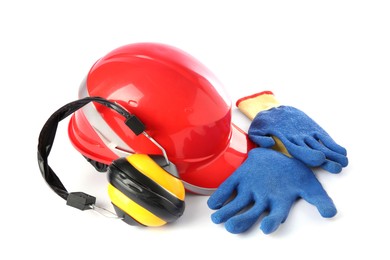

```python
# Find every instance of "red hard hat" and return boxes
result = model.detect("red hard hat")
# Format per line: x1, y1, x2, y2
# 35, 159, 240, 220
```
68, 42, 255, 195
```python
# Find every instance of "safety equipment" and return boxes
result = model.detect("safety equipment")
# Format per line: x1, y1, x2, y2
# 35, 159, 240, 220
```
37, 97, 185, 227
68, 42, 255, 195
237, 91, 348, 173
207, 147, 337, 234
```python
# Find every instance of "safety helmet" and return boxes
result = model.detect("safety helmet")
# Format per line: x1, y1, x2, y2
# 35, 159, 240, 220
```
68, 42, 255, 195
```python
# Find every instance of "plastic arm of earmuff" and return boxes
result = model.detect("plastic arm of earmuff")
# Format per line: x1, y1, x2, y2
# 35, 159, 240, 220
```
66, 192, 96, 210
125, 115, 145, 136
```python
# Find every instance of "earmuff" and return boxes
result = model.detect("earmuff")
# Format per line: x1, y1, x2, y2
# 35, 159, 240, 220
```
37, 97, 185, 227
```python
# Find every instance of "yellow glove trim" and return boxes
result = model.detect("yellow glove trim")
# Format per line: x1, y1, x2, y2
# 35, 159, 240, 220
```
236, 91, 281, 120
272, 136, 291, 157
237, 91, 291, 157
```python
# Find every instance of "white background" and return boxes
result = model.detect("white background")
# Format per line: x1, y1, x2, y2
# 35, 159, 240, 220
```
1, 0, 389, 259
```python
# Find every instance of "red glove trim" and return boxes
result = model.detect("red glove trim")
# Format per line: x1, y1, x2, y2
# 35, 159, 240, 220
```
236, 91, 274, 107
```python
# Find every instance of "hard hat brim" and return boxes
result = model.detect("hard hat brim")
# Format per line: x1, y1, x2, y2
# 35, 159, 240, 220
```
178, 123, 256, 195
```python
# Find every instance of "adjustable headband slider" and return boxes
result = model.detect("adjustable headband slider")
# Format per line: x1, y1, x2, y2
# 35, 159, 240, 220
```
125, 115, 145, 136
66, 192, 96, 210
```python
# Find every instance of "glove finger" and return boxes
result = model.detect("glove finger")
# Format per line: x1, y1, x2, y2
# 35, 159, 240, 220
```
315, 133, 347, 156
210, 193, 253, 224
306, 136, 348, 167
281, 136, 326, 167
207, 175, 238, 210
249, 134, 276, 148
299, 175, 337, 218
224, 199, 268, 234
260, 200, 294, 234
320, 160, 342, 174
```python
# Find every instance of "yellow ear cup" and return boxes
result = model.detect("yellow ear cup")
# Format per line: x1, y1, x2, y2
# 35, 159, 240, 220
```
107, 154, 186, 227
126, 154, 185, 200
108, 183, 166, 227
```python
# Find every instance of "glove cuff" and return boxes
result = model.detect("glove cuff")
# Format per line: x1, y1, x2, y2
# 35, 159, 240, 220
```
236, 91, 280, 120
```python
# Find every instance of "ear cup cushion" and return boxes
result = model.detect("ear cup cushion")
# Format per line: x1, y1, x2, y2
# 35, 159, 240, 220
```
108, 156, 185, 224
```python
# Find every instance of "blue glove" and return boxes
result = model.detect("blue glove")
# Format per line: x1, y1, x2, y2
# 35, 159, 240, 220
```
249, 105, 348, 173
207, 147, 337, 234
237, 91, 348, 173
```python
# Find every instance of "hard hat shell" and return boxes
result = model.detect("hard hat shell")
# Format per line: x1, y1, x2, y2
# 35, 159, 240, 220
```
68, 42, 255, 194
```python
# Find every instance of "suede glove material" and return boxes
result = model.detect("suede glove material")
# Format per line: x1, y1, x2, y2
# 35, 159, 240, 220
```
249, 105, 348, 173
207, 147, 337, 234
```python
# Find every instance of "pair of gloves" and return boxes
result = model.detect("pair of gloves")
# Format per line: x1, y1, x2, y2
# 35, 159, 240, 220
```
207, 91, 348, 234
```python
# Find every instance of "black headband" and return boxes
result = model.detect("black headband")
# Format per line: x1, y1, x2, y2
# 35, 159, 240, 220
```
37, 96, 145, 202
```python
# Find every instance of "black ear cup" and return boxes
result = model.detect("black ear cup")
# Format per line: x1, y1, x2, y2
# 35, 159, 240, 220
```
107, 154, 185, 227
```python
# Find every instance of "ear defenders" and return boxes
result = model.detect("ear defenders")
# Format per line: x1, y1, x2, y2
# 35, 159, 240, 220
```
37, 97, 185, 227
